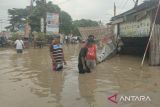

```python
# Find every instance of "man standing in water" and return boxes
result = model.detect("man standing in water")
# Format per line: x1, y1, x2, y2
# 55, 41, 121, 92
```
50, 35, 66, 71
85, 35, 97, 72
14, 38, 24, 54
78, 40, 90, 74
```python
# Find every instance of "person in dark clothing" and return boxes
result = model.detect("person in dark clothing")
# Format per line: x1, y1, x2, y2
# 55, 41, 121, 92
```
78, 40, 90, 74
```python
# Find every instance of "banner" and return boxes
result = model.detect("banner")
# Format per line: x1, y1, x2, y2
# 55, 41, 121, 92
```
41, 18, 44, 32
119, 18, 151, 37
46, 13, 59, 35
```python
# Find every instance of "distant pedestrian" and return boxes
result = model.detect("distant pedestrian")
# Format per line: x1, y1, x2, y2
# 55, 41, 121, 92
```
85, 35, 97, 71
78, 40, 90, 74
117, 36, 124, 54
50, 35, 66, 71
14, 38, 24, 53
60, 34, 64, 44
65, 35, 69, 44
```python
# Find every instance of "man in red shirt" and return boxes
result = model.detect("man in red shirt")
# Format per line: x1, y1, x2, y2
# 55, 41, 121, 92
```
85, 35, 97, 71
78, 40, 90, 74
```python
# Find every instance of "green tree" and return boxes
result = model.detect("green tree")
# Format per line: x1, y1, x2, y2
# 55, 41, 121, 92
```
29, 0, 47, 32
7, 1, 72, 34
59, 11, 72, 35
30, 1, 73, 34
8, 8, 29, 32
72, 19, 99, 36
7, 1, 99, 37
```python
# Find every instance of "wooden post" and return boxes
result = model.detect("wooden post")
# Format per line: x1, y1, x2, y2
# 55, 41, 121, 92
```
150, 25, 160, 65
141, 0, 160, 67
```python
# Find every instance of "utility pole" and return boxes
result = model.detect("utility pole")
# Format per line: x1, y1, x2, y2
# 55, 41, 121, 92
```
40, 0, 46, 33
133, 0, 139, 8
114, 2, 116, 16
0, 22, 2, 32
31, 0, 47, 33
0, 19, 4, 32
30, 0, 33, 11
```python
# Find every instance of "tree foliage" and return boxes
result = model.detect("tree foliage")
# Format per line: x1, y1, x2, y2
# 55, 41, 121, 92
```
7, 0, 99, 36
8, 8, 30, 32
29, 1, 61, 32
8, 1, 71, 34
72, 19, 99, 36
73, 19, 99, 27
59, 11, 72, 35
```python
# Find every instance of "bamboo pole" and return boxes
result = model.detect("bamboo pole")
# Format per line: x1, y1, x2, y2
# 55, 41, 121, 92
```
141, 0, 160, 67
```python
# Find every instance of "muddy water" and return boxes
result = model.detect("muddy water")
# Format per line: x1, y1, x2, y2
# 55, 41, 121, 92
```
0, 45, 160, 107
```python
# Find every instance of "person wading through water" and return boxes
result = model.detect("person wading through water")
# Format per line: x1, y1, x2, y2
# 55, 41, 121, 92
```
14, 37, 24, 54
85, 35, 97, 72
50, 35, 66, 71
78, 40, 90, 74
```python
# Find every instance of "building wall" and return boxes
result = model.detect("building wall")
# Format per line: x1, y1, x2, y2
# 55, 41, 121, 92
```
119, 17, 151, 37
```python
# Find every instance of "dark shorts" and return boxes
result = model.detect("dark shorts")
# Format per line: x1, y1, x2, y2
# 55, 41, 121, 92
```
78, 63, 90, 74
17, 49, 23, 53
52, 63, 63, 71
86, 60, 96, 69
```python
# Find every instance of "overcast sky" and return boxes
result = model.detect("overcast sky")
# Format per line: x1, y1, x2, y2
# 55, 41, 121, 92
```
0, 0, 144, 31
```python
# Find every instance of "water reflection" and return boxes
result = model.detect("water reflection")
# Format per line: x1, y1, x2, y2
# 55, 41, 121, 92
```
0, 46, 160, 107
78, 72, 97, 107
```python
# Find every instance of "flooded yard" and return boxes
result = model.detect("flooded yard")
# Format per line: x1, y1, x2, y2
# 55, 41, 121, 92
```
0, 45, 160, 107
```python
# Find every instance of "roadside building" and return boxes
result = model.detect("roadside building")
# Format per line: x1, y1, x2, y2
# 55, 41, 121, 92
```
111, 0, 160, 65
0, 31, 11, 47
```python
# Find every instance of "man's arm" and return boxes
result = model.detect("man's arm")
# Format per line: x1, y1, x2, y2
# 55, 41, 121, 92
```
20, 40, 24, 44
81, 48, 87, 69
49, 45, 55, 63
14, 40, 17, 45
50, 52, 55, 62
21, 40, 25, 48
62, 49, 67, 65
95, 44, 98, 63
81, 57, 86, 69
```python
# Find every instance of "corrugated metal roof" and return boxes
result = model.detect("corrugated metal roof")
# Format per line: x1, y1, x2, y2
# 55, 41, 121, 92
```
111, 0, 158, 21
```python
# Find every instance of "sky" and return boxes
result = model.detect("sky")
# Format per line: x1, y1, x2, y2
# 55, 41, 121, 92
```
0, 0, 144, 31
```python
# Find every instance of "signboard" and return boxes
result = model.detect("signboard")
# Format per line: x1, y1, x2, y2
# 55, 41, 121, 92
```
119, 18, 151, 37
41, 18, 44, 32
18, 24, 25, 32
46, 13, 59, 35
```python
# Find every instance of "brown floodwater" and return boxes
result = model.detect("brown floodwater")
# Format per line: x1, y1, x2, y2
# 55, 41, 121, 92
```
0, 45, 160, 107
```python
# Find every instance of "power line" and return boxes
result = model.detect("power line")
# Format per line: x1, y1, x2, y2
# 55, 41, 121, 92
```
121, 0, 130, 9
115, 0, 138, 14
115, 0, 121, 7
52, 0, 73, 5
122, 0, 130, 9
128, 0, 135, 7
117, 0, 127, 8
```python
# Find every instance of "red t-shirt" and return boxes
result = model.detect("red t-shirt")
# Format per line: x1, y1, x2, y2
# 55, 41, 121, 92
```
86, 44, 96, 60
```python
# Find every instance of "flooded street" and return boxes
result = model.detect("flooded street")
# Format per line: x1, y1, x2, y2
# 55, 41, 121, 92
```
0, 45, 160, 107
